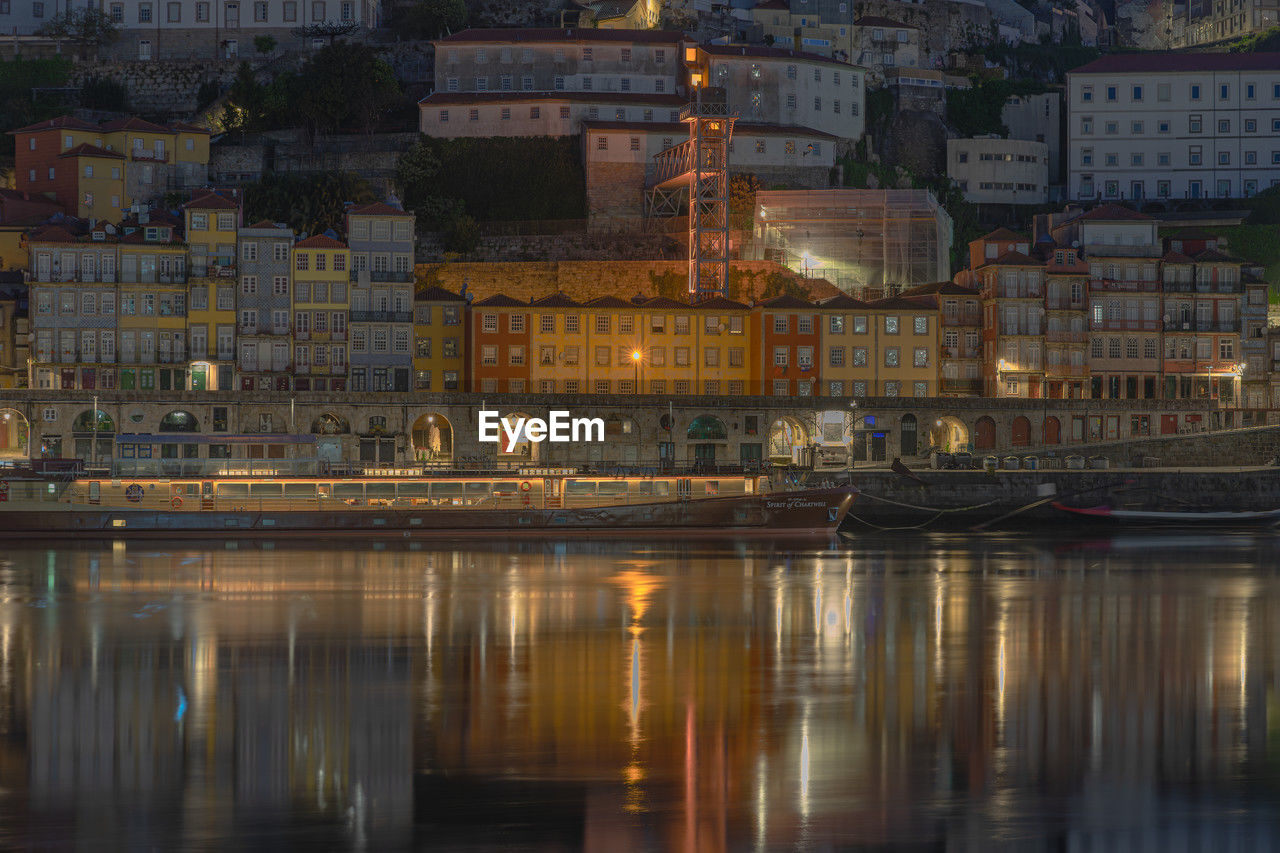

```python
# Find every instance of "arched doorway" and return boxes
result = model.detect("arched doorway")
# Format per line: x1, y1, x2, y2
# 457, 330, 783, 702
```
159, 410, 200, 432
900, 414, 918, 457
1011, 416, 1031, 447
688, 415, 728, 466
411, 413, 453, 463
928, 416, 970, 453
975, 416, 996, 451
768, 416, 809, 463
73, 409, 115, 465
0, 409, 30, 461
1043, 416, 1061, 445
497, 412, 539, 465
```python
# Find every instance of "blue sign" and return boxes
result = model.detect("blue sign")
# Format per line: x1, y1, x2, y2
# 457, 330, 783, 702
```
864, 416, 875, 426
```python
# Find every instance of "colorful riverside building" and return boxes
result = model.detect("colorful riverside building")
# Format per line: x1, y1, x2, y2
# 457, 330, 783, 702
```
9, 116, 210, 220
234, 218, 293, 391
183, 191, 240, 390
346, 203, 415, 392
412, 286, 466, 392
898, 282, 983, 397
116, 209, 189, 391
291, 235, 351, 392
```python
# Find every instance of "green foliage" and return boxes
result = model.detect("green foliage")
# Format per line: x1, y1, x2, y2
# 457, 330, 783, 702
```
79, 75, 128, 111
0, 57, 72, 157
647, 270, 686, 300
866, 87, 894, 130
1224, 25, 1280, 52
1213, 222, 1280, 295
761, 271, 812, 300
1245, 184, 1280, 225
221, 43, 400, 134
196, 79, 221, 112
242, 171, 377, 236
253, 34, 277, 54
981, 42, 1099, 81
389, 0, 467, 39
36, 8, 118, 59
443, 214, 481, 254
397, 136, 586, 224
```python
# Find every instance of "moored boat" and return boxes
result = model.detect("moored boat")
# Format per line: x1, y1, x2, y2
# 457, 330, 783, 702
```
1051, 501, 1280, 527
0, 471, 855, 536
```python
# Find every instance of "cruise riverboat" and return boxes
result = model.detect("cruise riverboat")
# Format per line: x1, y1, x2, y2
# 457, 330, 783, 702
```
0, 471, 854, 536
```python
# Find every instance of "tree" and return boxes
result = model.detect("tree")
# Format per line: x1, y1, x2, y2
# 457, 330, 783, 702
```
728, 172, 761, 229
291, 21, 360, 45
254, 34, 277, 55
293, 42, 400, 134
36, 8, 118, 60
761, 271, 812, 301
392, 0, 467, 39
243, 172, 377, 236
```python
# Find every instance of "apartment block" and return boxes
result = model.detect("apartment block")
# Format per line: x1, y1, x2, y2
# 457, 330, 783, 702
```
346, 202, 415, 393
291, 235, 350, 392
234, 219, 293, 391
412, 286, 466, 392
183, 192, 240, 391
1066, 52, 1280, 201
947, 138, 1050, 206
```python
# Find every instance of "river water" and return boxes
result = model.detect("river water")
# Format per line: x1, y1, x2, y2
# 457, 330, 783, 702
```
1, 533, 1279, 849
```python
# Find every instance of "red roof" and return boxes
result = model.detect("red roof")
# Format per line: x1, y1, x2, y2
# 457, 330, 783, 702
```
293, 234, 347, 249
420, 91, 686, 106
474, 294, 527, 307
584, 295, 633, 308
699, 43, 858, 68
58, 142, 123, 159
98, 116, 173, 134
27, 224, 82, 244
347, 202, 411, 217
980, 227, 1027, 242
185, 192, 239, 210
417, 285, 465, 301
899, 281, 979, 297
530, 292, 582, 307
167, 121, 210, 134
8, 115, 98, 134
437, 27, 685, 44
762, 294, 814, 308
819, 294, 870, 309
986, 250, 1042, 266
637, 295, 688, 309
1076, 203, 1152, 222
854, 15, 918, 29
245, 219, 284, 229
1162, 250, 1195, 264
692, 295, 750, 310
1071, 52, 1280, 75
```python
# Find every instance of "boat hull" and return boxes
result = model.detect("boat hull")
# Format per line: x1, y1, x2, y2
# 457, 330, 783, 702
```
1051, 501, 1280, 527
0, 488, 853, 537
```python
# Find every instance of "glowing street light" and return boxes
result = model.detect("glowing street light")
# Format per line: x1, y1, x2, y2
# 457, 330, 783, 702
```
631, 349, 643, 392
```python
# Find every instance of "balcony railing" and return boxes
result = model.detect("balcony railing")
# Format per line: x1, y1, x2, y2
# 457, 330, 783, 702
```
942, 313, 982, 327
1045, 330, 1087, 343
349, 270, 413, 283
1044, 297, 1085, 310
942, 346, 981, 359
998, 325, 1043, 336
295, 330, 309, 341
940, 378, 984, 393
1162, 320, 1239, 333
1091, 319, 1160, 331
349, 310, 413, 323
1163, 280, 1243, 294
1089, 278, 1160, 292
1045, 363, 1089, 376
129, 149, 170, 163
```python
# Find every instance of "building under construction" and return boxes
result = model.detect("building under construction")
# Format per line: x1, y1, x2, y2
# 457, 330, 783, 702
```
750, 189, 954, 297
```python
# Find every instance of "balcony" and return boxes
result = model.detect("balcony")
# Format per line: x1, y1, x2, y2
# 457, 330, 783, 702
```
1092, 319, 1160, 331
942, 313, 982, 327
1045, 363, 1089, 377
350, 310, 413, 323
998, 325, 1043, 336
1089, 278, 1160, 293
940, 378, 984, 393
331, 330, 347, 342
1045, 329, 1087, 343
129, 149, 170, 163
1044, 297, 1085, 311
350, 270, 413, 283
998, 288, 1043, 300
238, 324, 258, 335
1162, 320, 1238, 333
295, 330, 309, 341
942, 346, 981, 359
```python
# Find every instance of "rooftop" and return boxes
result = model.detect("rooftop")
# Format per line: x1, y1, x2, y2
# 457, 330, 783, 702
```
1070, 52, 1280, 74
437, 27, 685, 44
348, 202, 411, 217
293, 234, 347, 249
421, 91, 687, 106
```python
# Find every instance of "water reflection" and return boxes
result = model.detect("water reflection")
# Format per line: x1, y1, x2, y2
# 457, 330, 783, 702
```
0, 533, 1278, 848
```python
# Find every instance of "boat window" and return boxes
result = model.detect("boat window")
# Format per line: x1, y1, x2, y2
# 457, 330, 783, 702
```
635, 481, 653, 496
705, 481, 719, 495
366, 483, 396, 499
217, 483, 249, 498
653, 481, 670, 497
249, 483, 283, 497
284, 483, 316, 498
492, 481, 519, 494
431, 482, 462, 499
598, 481, 628, 496
464, 483, 492, 502
334, 483, 364, 498
397, 482, 430, 498
565, 480, 596, 496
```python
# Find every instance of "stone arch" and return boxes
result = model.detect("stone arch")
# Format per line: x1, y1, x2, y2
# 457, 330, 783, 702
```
159, 410, 199, 432
929, 415, 970, 453
73, 409, 115, 433
1043, 416, 1061, 445
0, 408, 30, 460
768, 416, 809, 461
411, 412, 453, 463
974, 416, 996, 451
900, 413, 919, 457
687, 415, 728, 441
1011, 416, 1031, 447
311, 412, 350, 435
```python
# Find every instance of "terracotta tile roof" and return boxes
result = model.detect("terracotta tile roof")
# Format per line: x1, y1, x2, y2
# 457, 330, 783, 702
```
416, 285, 465, 301
58, 142, 124, 159
986, 250, 1042, 266
699, 43, 859, 68
474, 294, 527, 307
853, 15, 918, 28
98, 116, 174, 134
437, 27, 685, 44
245, 219, 283, 229
866, 295, 932, 310
185, 191, 239, 210
1167, 227, 1217, 240
27, 224, 82, 244
167, 121, 210, 133
1070, 52, 1280, 75
420, 91, 687, 106
692, 295, 750, 310
761, 294, 814, 308
1162, 250, 1195, 264
1076, 203, 1152, 222
348, 202, 411, 217
818, 294, 870, 308
530, 291, 581, 307
8, 115, 97, 134
980, 227, 1026, 242
584, 295, 633, 308
637, 295, 688, 309
899, 281, 979, 296
1194, 248, 1239, 262
293, 234, 347, 249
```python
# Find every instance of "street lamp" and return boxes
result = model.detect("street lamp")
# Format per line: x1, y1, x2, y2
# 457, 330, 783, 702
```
631, 349, 643, 393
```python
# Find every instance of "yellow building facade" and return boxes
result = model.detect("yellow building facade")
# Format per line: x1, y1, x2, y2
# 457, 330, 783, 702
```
412, 285, 466, 392
292, 235, 351, 391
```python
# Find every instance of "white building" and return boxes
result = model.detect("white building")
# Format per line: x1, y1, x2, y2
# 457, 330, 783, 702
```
1067, 52, 1280, 202
947, 138, 1050, 205
101, 0, 381, 60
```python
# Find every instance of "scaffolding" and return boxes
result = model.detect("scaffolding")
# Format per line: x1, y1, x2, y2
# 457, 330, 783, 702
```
750, 189, 954, 296
648, 86, 737, 297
